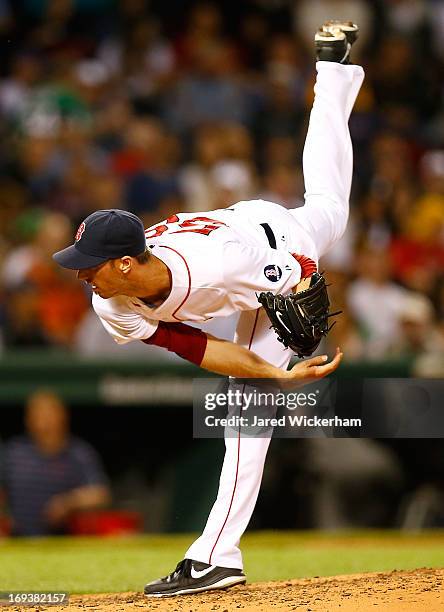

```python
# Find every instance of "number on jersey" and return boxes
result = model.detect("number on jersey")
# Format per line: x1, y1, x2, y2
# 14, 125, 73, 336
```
145, 215, 226, 239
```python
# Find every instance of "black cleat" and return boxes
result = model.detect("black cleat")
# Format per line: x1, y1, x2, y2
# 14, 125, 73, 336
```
144, 558, 246, 598
315, 21, 359, 64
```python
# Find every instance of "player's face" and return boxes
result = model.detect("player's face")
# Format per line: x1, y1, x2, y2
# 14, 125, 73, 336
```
77, 260, 125, 299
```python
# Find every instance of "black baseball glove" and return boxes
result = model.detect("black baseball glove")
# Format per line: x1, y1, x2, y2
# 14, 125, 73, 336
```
257, 272, 340, 358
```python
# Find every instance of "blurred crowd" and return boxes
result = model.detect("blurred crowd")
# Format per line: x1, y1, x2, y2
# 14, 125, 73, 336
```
0, 0, 443, 371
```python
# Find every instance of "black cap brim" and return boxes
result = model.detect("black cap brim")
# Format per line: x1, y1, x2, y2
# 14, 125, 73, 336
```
53, 244, 108, 270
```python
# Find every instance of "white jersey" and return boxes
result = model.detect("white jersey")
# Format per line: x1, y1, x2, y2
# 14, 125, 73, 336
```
93, 199, 318, 344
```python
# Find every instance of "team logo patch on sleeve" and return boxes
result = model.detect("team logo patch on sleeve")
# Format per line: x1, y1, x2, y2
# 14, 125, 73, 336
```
75, 222, 86, 242
264, 265, 282, 282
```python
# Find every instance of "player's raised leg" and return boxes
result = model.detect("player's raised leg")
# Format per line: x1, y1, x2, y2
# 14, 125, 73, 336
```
291, 23, 365, 258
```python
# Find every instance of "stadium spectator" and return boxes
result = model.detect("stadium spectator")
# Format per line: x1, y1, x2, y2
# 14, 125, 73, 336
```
347, 244, 411, 359
393, 293, 444, 358
1, 389, 110, 536
2, 211, 89, 347
163, 38, 250, 136
121, 118, 183, 223
391, 150, 444, 296
180, 123, 229, 212
260, 164, 304, 210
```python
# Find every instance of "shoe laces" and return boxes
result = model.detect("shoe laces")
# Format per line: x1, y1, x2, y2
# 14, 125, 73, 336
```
162, 559, 192, 582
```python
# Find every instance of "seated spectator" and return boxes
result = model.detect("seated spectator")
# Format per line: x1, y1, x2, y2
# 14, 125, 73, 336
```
121, 118, 183, 224
1, 390, 110, 536
391, 150, 444, 295
209, 160, 255, 210
253, 35, 306, 149
392, 293, 443, 358
2, 211, 89, 347
0, 52, 43, 121
180, 123, 228, 212
260, 164, 304, 210
371, 35, 439, 128
181, 122, 255, 212
164, 39, 250, 135
347, 244, 410, 359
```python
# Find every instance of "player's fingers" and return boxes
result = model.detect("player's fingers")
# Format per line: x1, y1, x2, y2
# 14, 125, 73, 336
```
313, 349, 343, 377
305, 347, 341, 369
304, 354, 329, 367
286, 348, 343, 387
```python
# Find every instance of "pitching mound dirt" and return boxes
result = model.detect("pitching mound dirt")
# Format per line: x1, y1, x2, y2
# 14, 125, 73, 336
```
3, 568, 443, 611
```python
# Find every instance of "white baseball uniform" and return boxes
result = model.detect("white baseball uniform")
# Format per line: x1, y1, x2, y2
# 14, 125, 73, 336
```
93, 62, 365, 569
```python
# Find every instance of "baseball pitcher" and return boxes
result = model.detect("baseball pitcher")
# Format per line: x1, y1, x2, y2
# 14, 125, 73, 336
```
54, 22, 364, 598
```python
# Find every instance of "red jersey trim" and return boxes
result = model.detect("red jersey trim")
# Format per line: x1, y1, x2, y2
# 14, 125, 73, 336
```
158, 245, 192, 321
291, 253, 317, 278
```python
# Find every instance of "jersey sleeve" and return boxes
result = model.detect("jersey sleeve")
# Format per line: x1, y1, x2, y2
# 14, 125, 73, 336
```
143, 322, 207, 365
222, 242, 303, 310
92, 294, 158, 344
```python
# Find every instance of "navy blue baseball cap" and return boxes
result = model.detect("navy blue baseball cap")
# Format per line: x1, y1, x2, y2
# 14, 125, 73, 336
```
53, 209, 146, 270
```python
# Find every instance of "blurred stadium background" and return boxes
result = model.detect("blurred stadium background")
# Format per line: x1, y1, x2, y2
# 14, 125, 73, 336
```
0, 0, 444, 543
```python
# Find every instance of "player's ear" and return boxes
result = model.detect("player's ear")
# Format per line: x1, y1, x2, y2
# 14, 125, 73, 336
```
119, 256, 133, 274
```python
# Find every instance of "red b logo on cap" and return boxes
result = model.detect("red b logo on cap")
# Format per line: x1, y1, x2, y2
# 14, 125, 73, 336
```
75, 222, 86, 242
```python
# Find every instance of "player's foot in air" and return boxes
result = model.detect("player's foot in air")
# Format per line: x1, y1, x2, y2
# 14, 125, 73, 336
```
144, 558, 246, 597
315, 21, 359, 64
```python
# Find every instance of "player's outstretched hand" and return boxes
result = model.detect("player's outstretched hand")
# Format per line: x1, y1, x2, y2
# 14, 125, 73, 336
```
283, 347, 343, 388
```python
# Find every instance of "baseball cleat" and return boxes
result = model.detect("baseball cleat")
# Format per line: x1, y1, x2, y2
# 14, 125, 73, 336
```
144, 558, 246, 597
322, 20, 359, 45
315, 21, 359, 64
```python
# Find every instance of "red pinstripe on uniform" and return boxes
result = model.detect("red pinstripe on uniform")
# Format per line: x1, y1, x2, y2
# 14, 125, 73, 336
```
208, 309, 260, 565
